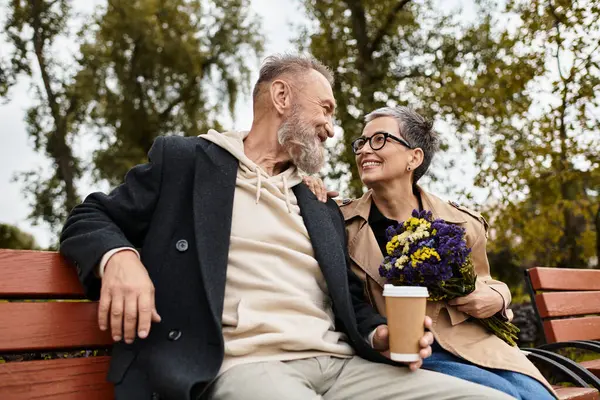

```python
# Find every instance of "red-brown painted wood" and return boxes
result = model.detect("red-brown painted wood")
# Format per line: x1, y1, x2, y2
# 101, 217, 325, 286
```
553, 386, 599, 400
0, 249, 84, 298
0, 302, 112, 352
0, 356, 113, 400
543, 317, 600, 343
581, 359, 600, 379
535, 292, 600, 318
529, 267, 600, 292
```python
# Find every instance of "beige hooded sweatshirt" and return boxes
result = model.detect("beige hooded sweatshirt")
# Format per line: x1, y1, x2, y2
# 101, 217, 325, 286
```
201, 130, 354, 375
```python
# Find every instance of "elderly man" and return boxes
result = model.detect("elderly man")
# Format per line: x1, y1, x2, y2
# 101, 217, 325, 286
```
60, 54, 512, 400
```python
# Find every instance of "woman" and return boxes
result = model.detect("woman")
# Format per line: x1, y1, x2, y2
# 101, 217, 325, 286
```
305, 106, 556, 400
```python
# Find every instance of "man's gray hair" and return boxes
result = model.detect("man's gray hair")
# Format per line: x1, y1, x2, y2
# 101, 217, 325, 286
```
252, 54, 334, 100
364, 106, 439, 184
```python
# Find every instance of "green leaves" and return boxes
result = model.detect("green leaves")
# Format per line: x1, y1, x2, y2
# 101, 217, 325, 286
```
300, 0, 536, 197
0, 223, 39, 250
1, 0, 263, 234
77, 0, 264, 185
485, 0, 599, 268
302, 0, 598, 268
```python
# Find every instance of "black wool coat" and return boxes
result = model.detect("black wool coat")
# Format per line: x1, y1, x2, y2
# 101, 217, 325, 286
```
60, 135, 388, 400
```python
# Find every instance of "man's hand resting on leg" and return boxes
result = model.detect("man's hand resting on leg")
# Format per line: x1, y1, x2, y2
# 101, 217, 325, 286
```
372, 316, 434, 371
99, 250, 161, 343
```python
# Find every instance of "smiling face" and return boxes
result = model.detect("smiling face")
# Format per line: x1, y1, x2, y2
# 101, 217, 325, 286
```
277, 69, 336, 173
355, 116, 417, 188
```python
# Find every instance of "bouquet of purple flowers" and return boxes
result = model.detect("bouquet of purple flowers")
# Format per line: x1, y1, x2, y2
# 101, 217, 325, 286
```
379, 209, 519, 346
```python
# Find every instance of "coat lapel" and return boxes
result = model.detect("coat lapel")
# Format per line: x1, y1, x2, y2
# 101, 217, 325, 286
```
193, 140, 238, 324
348, 220, 387, 287
293, 185, 350, 310
343, 192, 387, 287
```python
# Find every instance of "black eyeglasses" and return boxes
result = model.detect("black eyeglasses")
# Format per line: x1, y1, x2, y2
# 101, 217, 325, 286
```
351, 131, 413, 154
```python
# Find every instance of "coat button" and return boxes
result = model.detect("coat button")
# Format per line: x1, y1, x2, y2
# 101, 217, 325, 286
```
175, 239, 188, 252
168, 329, 182, 341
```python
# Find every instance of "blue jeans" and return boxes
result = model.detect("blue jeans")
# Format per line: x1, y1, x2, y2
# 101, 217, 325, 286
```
422, 343, 554, 400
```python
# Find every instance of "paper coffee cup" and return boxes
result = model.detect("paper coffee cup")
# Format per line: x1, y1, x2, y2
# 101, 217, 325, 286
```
383, 284, 429, 362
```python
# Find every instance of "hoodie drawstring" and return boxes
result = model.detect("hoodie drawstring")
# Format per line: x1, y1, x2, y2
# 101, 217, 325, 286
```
254, 166, 293, 214
255, 167, 262, 204
282, 175, 292, 214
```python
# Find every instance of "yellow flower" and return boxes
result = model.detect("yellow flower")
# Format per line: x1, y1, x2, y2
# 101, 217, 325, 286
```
386, 235, 399, 255
410, 247, 441, 267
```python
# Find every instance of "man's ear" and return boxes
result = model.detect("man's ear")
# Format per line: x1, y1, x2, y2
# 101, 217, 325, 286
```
270, 79, 293, 115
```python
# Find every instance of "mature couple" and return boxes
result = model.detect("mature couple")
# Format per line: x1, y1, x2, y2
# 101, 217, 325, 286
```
60, 54, 555, 400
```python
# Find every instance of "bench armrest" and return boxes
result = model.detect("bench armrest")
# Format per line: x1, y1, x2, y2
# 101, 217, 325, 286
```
523, 350, 590, 389
538, 341, 600, 354
525, 348, 600, 390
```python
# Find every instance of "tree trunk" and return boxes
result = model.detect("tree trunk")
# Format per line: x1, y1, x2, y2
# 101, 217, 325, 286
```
31, 0, 79, 220
594, 206, 600, 268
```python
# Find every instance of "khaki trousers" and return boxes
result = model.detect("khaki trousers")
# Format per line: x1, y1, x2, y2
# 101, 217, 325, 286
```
205, 356, 515, 400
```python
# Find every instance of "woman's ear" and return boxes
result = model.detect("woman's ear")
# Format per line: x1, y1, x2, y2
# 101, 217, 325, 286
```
270, 79, 293, 115
409, 148, 425, 170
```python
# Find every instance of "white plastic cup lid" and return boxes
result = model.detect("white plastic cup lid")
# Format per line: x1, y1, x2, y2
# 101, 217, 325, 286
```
382, 284, 429, 298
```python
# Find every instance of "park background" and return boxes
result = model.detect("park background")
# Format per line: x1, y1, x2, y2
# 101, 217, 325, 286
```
0, 0, 598, 345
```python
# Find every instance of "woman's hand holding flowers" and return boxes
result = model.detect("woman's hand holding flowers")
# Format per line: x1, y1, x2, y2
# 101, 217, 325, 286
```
448, 280, 504, 319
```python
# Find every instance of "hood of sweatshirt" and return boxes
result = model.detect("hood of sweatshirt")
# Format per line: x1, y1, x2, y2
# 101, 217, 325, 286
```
199, 129, 303, 213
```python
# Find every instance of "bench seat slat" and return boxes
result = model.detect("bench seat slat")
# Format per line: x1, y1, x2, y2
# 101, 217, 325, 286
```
0, 356, 112, 399
0, 302, 112, 352
536, 292, 600, 318
544, 317, 600, 343
581, 359, 600, 378
553, 386, 599, 400
529, 268, 600, 291
0, 249, 84, 298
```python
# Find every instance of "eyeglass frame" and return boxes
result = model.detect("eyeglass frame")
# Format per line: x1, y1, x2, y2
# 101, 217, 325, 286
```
351, 131, 413, 154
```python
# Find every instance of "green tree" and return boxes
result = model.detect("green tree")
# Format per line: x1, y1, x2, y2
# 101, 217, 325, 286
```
299, 0, 540, 197
78, 0, 263, 185
0, 223, 39, 250
1, 0, 85, 230
481, 0, 600, 268
1, 0, 263, 233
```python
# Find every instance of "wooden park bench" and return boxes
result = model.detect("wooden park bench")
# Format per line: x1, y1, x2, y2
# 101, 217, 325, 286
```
1, 249, 599, 399
524, 267, 600, 399
0, 249, 113, 399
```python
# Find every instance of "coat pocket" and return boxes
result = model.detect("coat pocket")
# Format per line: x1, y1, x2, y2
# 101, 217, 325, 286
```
107, 344, 137, 384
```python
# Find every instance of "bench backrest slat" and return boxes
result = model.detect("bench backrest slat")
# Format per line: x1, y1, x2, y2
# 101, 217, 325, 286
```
0, 249, 84, 298
0, 249, 114, 398
529, 267, 600, 291
0, 302, 112, 352
0, 356, 112, 399
527, 267, 600, 344
543, 316, 600, 343
535, 292, 600, 318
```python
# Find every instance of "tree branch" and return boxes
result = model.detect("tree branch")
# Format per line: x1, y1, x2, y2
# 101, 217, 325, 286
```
31, 0, 60, 124
159, 56, 216, 120
343, 0, 371, 62
549, 0, 568, 82
392, 67, 423, 81
370, 0, 412, 53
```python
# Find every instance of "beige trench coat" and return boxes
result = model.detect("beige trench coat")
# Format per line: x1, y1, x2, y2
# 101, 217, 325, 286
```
339, 188, 555, 395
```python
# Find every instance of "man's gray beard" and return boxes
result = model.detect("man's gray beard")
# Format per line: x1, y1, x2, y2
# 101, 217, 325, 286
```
277, 109, 326, 174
